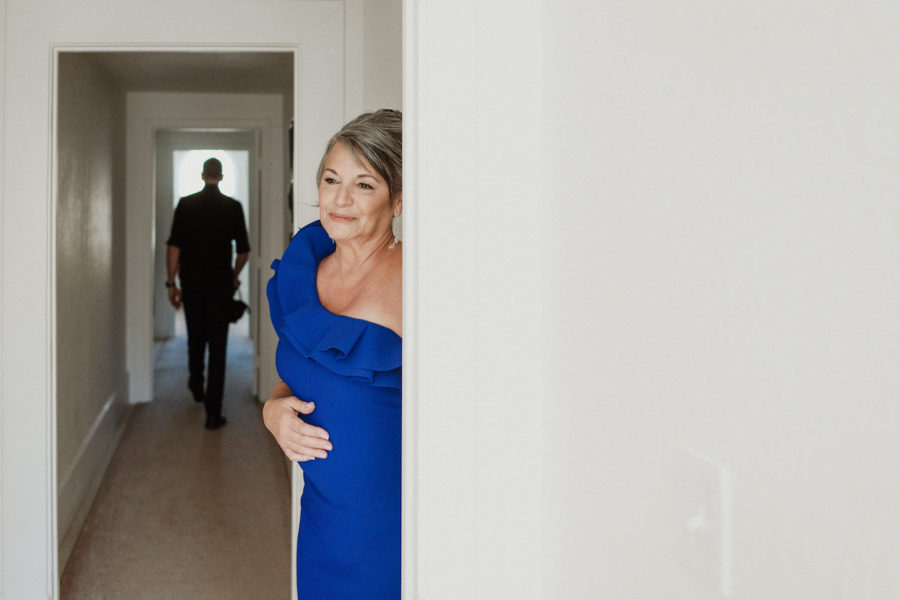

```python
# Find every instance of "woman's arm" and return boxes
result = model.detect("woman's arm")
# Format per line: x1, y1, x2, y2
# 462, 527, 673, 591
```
263, 380, 333, 461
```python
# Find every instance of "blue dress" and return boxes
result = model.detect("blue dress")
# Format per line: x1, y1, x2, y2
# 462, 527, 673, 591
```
267, 221, 401, 599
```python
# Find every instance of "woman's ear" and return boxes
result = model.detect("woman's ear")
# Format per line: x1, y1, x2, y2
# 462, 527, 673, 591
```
392, 193, 403, 218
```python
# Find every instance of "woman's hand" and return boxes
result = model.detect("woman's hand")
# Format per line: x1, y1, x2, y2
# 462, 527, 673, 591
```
263, 380, 332, 462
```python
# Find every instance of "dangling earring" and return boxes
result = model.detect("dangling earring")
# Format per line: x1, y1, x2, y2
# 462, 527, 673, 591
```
390, 214, 401, 249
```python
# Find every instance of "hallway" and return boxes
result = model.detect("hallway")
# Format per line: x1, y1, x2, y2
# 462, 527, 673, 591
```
60, 318, 291, 599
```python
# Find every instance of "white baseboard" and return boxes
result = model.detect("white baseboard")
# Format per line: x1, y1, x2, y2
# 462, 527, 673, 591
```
57, 390, 132, 573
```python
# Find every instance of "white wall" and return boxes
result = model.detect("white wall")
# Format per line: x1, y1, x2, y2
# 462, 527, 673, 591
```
0, 2, 6, 596
542, 2, 900, 598
364, 0, 402, 111
55, 53, 132, 573
342, 0, 401, 121
364, 0, 402, 243
411, 1, 900, 599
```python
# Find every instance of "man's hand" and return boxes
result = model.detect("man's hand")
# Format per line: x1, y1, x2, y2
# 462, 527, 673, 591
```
168, 286, 182, 309
166, 245, 182, 308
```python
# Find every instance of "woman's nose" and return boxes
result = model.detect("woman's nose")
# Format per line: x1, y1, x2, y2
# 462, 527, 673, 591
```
335, 184, 352, 206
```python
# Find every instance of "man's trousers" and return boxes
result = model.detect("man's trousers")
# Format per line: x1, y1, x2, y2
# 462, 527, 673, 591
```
182, 287, 232, 418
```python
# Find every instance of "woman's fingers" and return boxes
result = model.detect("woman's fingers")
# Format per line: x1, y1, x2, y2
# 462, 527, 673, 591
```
278, 428, 329, 455
281, 397, 332, 442
280, 416, 332, 458
284, 439, 328, 461
295, 420, 330, 441
284, 444, 318, 462
296, 434, 332, 458
295, 400, 316, 415
263, 389, 333, 460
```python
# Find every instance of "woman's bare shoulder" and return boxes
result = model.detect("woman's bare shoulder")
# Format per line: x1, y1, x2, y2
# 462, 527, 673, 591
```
319, 245, 402, 336
368, 246, 402, 336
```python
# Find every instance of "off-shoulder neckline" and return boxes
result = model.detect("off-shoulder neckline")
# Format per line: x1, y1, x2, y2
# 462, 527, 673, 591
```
309, 232, 402, 342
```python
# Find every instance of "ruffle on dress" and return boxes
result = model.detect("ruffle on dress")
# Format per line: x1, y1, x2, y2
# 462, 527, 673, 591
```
267, 221, 402, 390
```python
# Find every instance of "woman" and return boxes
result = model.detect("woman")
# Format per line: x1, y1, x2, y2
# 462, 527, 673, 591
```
263, 109, 402, 598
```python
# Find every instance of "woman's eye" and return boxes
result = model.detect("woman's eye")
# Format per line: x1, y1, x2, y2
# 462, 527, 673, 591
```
324, 177, 338, 184
358, 182, 374, 190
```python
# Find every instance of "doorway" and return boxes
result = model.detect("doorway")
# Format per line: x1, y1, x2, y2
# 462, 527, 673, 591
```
154, 130, 260, 392
54, 49, 295, 589
0, 3, 350, 594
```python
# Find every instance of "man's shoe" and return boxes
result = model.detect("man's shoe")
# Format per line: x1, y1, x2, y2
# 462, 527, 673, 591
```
204, 414, 227, 430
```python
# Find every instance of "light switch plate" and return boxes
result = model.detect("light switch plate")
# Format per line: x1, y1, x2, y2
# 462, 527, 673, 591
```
676, 444, 732, 596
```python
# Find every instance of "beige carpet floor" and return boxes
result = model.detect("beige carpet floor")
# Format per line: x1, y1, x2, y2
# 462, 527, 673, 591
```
60, 320, 291, 600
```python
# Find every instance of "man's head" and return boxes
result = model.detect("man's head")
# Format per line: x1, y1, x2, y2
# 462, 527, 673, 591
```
202, 158, 223, 184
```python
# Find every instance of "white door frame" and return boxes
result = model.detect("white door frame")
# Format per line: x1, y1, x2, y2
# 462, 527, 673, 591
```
400, 0, 544, 597
1, 1, 347, 593
401, 1, 419, 597
125, 88, 288, 406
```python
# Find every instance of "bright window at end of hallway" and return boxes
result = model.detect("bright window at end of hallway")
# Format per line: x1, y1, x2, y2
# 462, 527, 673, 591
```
174, 149, 241, 201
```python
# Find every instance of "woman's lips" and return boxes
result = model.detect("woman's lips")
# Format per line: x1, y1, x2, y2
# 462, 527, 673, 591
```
330, 213, 356, 223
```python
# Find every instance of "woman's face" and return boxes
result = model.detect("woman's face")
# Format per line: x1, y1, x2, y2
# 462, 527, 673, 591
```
318, 143, 401, 245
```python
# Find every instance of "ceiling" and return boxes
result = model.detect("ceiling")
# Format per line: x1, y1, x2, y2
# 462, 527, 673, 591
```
75, 51, 294, 95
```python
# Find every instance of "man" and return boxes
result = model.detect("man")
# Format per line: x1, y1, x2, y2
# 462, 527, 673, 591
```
166, 157, 250, 430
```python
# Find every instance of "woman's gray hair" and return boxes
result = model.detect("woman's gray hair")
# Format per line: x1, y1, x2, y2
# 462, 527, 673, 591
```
316, 109, 402, 202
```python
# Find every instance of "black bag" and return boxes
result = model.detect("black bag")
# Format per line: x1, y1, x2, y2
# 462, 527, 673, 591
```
229, 288, 250, 323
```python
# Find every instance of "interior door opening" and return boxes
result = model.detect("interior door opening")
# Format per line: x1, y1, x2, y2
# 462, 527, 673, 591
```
155, 131, 258, 350
54, 49, 295, 590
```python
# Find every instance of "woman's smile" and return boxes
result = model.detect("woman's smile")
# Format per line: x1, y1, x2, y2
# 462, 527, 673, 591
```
328, 212, 357, 223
